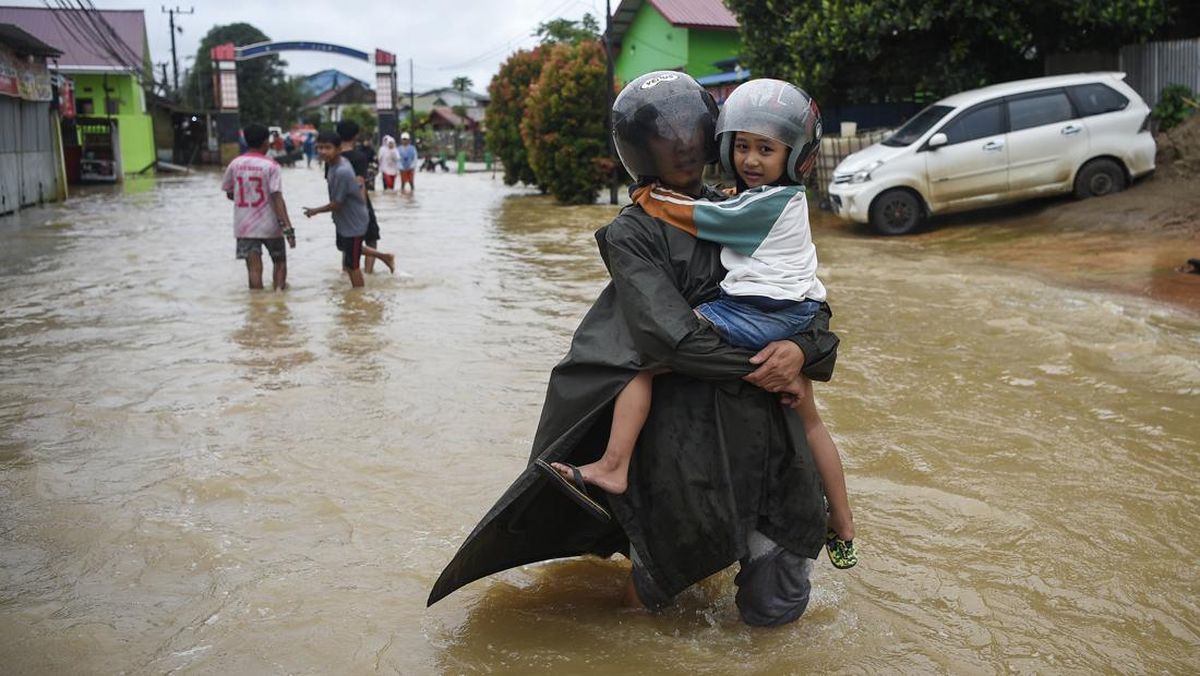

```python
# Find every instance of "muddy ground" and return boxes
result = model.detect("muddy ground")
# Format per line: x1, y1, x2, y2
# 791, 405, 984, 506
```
819, 117, 1200, 314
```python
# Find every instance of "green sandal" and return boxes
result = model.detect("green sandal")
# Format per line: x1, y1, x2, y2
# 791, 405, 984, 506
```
826, 530, 858, 569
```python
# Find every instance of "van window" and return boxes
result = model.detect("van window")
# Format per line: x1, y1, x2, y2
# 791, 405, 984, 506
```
1068, 83, 1129, 116
1007, 91, 1074, 131
882, 105, 954, 147
939, 103, 1004, 145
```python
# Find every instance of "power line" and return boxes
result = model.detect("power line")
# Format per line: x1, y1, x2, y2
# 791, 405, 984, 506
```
435, 0, 586, 71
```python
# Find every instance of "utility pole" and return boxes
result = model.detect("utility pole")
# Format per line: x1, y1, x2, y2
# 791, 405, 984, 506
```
162, 6, 194, 98
157, 61, 169, 97
409, 58, 415, 128
604, 0, 618, 205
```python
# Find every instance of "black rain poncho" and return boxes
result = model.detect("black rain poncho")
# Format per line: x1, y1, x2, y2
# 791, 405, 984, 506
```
428, 193, 840, 606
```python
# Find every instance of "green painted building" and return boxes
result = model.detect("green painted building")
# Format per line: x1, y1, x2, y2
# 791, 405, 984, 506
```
6, 6, 156, 178
609, 0, 741, 86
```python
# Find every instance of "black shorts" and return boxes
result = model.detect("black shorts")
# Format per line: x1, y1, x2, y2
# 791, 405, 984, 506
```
335, 235, 363, 270
236, 237, 286, 261
365, 199, 380, 244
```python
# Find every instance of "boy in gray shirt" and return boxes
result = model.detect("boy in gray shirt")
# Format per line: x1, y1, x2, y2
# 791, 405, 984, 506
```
303, 131, 394, 287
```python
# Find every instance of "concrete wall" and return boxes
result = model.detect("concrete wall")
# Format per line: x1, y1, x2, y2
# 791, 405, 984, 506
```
0, 97, 60, 216
614, 3, 687, 85
687, 30, 740, 80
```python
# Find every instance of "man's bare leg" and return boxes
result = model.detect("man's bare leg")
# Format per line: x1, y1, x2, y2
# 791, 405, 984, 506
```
364, 242, 377, 273
362, 245, 395, 274
551, 370, 654, 495
346, 267, 365, 288
795, 377, 855, 541
246, 254, 264, 289
272, 258, 287, 290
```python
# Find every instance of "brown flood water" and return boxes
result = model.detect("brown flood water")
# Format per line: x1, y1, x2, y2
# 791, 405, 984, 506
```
1, 168, 1197, 674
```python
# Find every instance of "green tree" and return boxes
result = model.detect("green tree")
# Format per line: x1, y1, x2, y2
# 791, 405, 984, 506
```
184, 23, 305, 126
535, 13, 601, 45
340, 104, 378, 137
521, 40, 609, 204
486, 47, 546, 187
452, 76, 474, 93
725, 0, 1174, 103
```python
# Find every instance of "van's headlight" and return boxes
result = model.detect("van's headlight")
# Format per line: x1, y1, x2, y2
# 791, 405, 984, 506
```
849, 160, 884, 184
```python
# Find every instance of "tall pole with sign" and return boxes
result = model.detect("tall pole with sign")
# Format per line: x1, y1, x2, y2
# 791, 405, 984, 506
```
375, 50, 399, 141
211, 42, 239, 164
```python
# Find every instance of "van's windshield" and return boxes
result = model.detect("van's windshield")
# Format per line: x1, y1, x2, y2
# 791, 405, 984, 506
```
882, 105, 954, 147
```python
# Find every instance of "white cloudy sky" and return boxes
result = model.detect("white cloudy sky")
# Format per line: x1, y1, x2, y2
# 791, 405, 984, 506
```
9, 0, 602, 92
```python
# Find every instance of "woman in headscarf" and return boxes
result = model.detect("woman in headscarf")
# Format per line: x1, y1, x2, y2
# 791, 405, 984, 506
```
377, 135, 401, 191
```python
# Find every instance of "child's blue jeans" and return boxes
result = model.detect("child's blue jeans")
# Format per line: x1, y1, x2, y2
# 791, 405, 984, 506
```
694, 292, 822, 350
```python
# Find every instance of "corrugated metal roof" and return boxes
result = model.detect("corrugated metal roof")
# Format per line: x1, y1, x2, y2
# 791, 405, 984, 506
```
648, 0, 737, 30
0, 6, 146, 71
0, 23, 61, 57
609, 0, 738, 44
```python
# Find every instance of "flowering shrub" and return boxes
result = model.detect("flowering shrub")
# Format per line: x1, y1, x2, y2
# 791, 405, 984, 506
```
520, 41, 610, 205
486, 48, 546, 188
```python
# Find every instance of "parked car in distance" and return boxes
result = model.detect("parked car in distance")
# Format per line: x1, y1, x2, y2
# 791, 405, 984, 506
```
828, 73, 1156, 235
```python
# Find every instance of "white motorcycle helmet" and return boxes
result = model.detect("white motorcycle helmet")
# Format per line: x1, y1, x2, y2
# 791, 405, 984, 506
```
716, 78, 823, 183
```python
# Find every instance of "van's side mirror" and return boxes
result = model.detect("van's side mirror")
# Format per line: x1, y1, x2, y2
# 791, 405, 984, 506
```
927, 133, 948, 149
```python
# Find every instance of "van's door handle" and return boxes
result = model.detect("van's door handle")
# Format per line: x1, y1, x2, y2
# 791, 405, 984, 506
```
982, 140, 1005, 152
1061, 124, 1082, 136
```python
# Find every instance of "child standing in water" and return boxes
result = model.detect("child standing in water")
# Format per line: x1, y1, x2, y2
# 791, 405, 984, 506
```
545, 79, 858, 569
303, 131, 395, 287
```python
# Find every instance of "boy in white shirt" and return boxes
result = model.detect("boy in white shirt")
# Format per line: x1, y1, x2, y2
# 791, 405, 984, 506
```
221, 123, 295, 290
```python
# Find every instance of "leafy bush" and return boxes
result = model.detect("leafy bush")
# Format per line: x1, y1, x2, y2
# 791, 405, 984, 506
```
726, 0, 1171, 103
486, 48, 546, 188
520, 41, 610, 205
1153, 84, 1197, 132
340, 104, 377, 138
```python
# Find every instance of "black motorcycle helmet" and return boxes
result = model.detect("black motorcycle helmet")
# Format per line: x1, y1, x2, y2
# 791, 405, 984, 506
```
716, 78, 823, 183
611, 71, 719, 182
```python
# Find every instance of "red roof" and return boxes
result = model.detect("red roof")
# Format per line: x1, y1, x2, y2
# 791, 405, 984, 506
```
0, 6, 146, 71
647, 0, 737, 30
609, 0, 737, 45
429, 106, 478, 130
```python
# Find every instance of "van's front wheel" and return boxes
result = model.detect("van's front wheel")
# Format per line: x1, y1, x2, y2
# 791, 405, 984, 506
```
869, 189, 923, 235
1074, 158, 1127, 198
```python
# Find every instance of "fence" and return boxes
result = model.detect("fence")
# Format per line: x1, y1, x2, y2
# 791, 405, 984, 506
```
809, 129, 892, 205
0, 97, 60, 216
1120, 38, 1200, 108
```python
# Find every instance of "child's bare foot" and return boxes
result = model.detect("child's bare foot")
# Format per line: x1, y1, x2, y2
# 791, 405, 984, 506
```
550, 459, 628, 495
382, 253, 396, 274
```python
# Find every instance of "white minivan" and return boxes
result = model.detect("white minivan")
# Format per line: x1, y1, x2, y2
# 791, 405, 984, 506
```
827, 73, 1156, 235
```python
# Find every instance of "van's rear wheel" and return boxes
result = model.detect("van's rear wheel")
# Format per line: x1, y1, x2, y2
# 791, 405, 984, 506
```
1074, 159, 1127, 198
869, 189, 923, 235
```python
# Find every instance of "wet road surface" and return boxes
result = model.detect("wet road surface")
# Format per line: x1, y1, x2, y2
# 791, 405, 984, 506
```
1, 168, 1197, 673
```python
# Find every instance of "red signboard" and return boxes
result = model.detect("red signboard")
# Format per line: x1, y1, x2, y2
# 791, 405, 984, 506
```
59, 77, 75, 118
